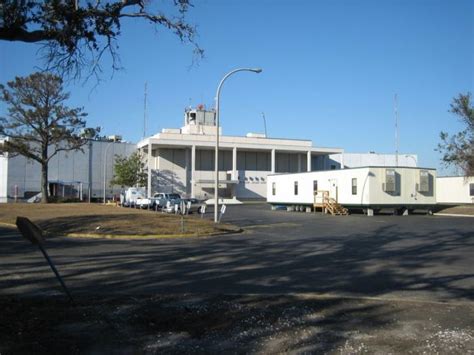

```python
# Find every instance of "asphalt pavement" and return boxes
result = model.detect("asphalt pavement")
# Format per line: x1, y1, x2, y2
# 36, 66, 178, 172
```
1, 203, 474, 354
1, 203, 473, 302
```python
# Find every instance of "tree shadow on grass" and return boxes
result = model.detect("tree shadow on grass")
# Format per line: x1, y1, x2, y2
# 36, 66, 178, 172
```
35, 213, 217, 236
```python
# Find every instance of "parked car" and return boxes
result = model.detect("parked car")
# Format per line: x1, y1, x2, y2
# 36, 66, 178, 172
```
153, 193, 182, 211
121, 187, 146, 207
181, 198, 205, 214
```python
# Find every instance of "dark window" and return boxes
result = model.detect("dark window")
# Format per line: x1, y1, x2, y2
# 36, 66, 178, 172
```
313, 180, 318, 195
352, 178, 357, 195
330, 164, 336, 170
294, 181, 298, 195
272, 182, 276, 196
470, 183, 474, 196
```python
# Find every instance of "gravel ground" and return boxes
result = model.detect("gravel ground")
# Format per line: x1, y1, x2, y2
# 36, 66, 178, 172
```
1, 294, 473, 354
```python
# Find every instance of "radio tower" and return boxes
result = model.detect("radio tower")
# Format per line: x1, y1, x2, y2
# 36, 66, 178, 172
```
394, 94, 399, 166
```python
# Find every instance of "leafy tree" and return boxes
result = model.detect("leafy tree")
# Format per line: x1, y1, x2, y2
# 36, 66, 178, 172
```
0, 72, 87, 203
438, 92, 474, 176
0, 0, 202, 80
111, 151, 147, 188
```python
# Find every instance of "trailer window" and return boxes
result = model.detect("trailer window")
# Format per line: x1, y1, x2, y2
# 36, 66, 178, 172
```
352, 178, 357, 195
470, 183, 474, 196
272, 182, 276, 196
294, 181, 298, 195
313, 180, 318, 195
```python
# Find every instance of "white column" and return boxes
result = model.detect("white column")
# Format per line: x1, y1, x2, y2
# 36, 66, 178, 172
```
191, 145, 196, 198
147, 142, 152, 197
271, 149, 276, 173
307, 151, 312, 172
232, 147, 237, 180
340, 153, 345, 169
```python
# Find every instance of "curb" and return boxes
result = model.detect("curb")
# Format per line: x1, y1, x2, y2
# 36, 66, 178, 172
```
434, 213, 474, 217
65, 226, 243, 240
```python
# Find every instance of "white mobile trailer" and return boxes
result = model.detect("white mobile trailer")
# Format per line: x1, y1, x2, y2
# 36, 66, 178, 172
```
267, 166, 437, 212
436, 176, 474, 204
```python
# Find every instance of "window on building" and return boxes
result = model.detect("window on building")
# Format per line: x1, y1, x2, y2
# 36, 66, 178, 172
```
470, 183, 474, 196
330, 164, 336, 170
294, 181, 298, 195
313, 180, 318, 195
352, 178, 357, 195
272, 182, 276, 196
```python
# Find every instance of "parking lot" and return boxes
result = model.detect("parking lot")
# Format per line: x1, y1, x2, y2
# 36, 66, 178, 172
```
1, 203, 473, 353
1, 203, 473, 300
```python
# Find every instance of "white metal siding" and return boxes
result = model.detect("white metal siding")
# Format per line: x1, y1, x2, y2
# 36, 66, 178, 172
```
436, 176, 474, 204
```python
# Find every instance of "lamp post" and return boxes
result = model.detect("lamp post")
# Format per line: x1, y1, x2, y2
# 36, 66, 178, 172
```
102, 142, 113, 204
214, 68, 262, 223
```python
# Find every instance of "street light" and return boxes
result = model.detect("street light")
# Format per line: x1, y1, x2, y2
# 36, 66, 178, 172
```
102, 142, 114, 204
214, 67, 263, 223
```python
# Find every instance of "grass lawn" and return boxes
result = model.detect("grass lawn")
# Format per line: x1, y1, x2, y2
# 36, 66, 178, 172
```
0, 203, 235, 237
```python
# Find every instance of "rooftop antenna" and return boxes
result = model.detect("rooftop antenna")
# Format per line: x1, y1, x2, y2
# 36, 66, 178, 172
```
143, 82, 147, 139
261, 112, 268, 137
394, 93, 399, 166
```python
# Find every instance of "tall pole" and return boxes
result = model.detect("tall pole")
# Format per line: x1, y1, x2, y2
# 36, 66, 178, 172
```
394, 93, 399, 167
143, 82, 148, 139
214, 68, 263, 223
102, 142, 113, 204
262, 112, 267, 137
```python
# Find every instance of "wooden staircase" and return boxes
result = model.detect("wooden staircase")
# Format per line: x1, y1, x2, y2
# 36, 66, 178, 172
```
313, 190, 349, 216
324, 197, 349, 216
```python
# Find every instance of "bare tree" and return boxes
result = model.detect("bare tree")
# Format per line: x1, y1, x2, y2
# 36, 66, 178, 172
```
437, 93, 474, 176
0, 1, 202, 80
0, 72, 88, 202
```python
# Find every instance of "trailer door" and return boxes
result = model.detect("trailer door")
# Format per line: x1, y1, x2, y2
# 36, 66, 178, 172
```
329, 179, 338, 202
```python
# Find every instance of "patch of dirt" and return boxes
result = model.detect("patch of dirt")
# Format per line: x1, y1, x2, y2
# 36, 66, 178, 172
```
0, 295, 473, 354
437, 205, 474, 215
0, 204, 237, 237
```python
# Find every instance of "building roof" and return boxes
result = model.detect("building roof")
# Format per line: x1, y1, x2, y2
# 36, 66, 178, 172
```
137, 131, 343, 155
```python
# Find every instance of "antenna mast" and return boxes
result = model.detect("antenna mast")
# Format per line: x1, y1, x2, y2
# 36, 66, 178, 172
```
262, 112, 268, 137
394, 93, 399, 166
143, 82, 148, 139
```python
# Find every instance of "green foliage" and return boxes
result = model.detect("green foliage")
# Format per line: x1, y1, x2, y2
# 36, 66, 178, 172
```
437, 93, 474, 176
0, 72, 87, 162
111, 151, 147, 188
0, 0, 202, 80
0, 72, 88, 202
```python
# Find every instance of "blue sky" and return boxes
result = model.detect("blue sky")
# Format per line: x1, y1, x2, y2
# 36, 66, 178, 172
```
1, 0, 473, 174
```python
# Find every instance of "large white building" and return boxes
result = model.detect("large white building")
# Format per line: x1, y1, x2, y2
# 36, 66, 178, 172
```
0, 106, 420, 203
137, 107, 417, 200
0, 138, 135, 202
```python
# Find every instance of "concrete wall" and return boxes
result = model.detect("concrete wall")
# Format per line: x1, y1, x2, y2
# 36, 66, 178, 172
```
436, 176, 474, 204
150, 148, 316, 199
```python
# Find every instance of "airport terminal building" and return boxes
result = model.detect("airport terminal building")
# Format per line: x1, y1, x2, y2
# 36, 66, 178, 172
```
137, 108, 417, 200
1, 106, 418, 202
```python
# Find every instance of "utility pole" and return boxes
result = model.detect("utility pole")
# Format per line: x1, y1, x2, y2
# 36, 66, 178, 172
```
143, 82, 148, 139
394, 94, 399, 167
262, 112, 268, 137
